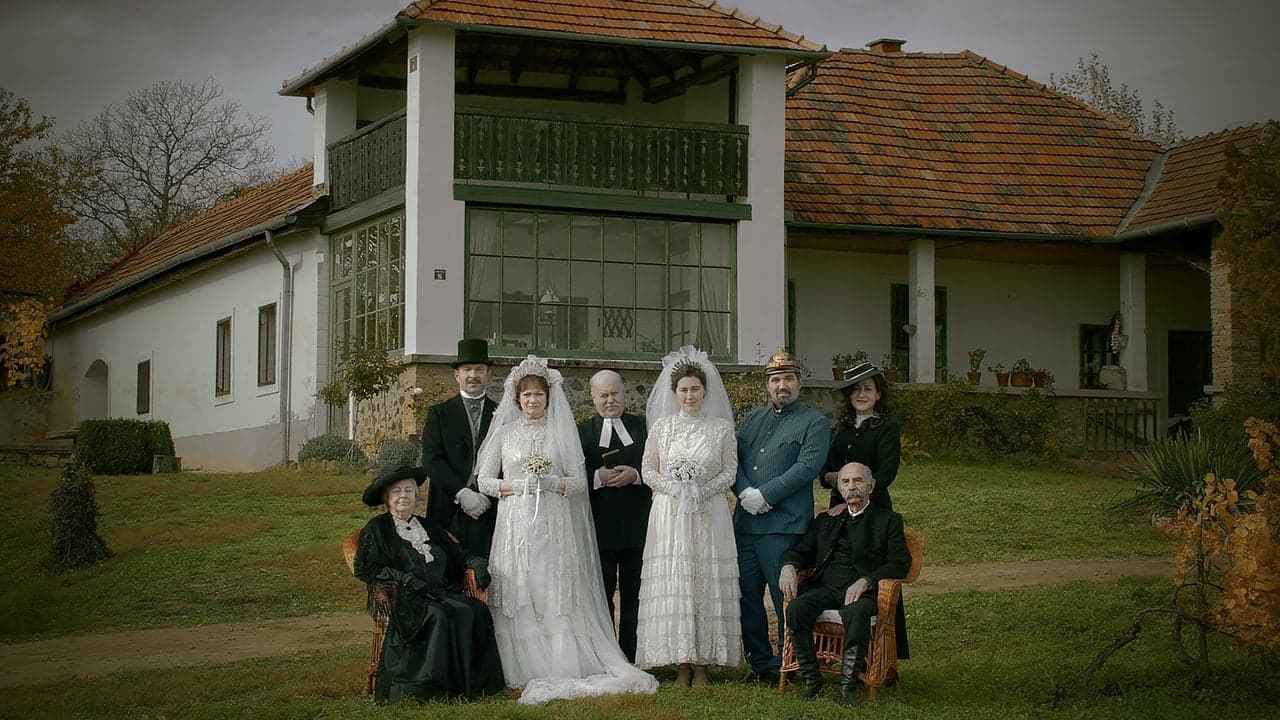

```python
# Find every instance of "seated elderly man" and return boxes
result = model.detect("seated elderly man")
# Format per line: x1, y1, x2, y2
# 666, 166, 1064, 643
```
779, 461, 911, 704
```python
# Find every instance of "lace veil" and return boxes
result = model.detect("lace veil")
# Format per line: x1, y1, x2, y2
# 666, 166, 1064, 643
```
646, 345, 735, 428
478, 354, 585, 482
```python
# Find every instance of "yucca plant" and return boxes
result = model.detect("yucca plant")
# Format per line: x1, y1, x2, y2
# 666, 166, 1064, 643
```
1113, 431, 1265, 515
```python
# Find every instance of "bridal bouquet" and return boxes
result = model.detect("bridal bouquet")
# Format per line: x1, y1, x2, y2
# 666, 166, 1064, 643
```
520, 453, 555, 495
666, 457, 705, 513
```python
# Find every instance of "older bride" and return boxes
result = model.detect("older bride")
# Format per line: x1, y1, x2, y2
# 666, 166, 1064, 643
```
636, 346, 741, 685
476, 355, 657, 704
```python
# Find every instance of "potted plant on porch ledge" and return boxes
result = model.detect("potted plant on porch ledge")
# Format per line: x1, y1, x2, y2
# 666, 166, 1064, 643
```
989, 362, 1009, 387
1010, 358, 1034, 388
966, 347, 986, 385
831, 351, 867, 381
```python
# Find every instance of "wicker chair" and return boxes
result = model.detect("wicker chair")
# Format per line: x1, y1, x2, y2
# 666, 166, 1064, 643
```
342, 528, 488, 696
777, 528, 923, 699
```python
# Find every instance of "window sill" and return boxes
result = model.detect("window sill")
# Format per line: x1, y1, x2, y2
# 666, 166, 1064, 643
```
214, 394, 235, 407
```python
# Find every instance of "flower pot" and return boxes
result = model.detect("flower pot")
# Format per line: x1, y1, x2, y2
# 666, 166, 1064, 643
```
967, 371, 982, 386
996, 372, 1010, 387
1099, 365, 1127, 391
1009, 371, 1033, 388
832, 367, 843, 381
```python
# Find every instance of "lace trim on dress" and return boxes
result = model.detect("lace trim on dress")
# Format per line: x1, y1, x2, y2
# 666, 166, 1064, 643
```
392, 516, 434, 564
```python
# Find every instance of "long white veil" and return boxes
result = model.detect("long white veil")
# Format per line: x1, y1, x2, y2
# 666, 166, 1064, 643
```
477, 355, 657, 705
646, 345, 735, 428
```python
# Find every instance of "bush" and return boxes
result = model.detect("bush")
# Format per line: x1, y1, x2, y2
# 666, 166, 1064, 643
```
376, 438, 420, 471
75, 419, 175, 475
1114, 431, 1266, 515
297, 434, 367, 465
1189, 385, 1280, 451
894, 382, 1061, 461
45, 464, 112, 570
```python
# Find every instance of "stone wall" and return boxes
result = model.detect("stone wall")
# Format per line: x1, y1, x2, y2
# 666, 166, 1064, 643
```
1210, 244, 1262, 388
0, 389, 54, 444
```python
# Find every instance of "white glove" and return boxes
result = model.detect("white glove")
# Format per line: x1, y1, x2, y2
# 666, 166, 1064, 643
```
738, 487, 770, 515
780, 564, 798, 601
456, 487, 491, 518
536, 474, 561, 493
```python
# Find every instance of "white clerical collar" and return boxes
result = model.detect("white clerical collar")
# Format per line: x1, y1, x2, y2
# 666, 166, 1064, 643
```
847, 502, 870, 520
460, 390, 486, 401
598, 416, 635, 447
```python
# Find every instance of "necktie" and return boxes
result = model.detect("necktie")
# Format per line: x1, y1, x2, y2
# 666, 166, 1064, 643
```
465, 398, 482, 440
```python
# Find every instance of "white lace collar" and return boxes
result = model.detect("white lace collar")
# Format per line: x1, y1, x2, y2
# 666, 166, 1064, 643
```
392, 515, 434, 564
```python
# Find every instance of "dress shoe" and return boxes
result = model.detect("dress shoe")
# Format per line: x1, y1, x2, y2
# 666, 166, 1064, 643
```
742, 668, 780, 686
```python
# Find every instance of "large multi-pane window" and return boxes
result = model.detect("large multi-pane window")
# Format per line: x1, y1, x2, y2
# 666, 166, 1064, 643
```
465, 208, 735, 359
890, 284, 947, 379
1079, 324, 1118, 388
330, 213, 405, 352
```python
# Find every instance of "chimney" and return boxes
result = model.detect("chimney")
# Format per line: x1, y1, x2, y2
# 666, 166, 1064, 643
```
867, 38, 905, 54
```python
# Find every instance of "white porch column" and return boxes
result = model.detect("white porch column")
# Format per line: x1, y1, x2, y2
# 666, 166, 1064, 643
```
1119, 252, 1149, 391
404, 27, 465, 357
734, 55, 788, 363
311, 79, 357, 188
908, 238, 936, 384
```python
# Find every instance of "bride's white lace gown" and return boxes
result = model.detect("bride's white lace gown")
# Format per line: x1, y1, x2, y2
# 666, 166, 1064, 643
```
477, 417, 656, 704
636, 411, 742, 667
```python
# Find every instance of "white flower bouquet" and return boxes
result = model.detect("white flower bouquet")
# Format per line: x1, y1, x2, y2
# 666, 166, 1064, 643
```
665, 456, 705, 513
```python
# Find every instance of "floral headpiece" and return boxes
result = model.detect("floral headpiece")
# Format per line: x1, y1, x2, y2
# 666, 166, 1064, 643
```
507, 354, 563, 387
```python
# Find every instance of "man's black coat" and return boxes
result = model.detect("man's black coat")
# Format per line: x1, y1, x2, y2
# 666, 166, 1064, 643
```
781, 502, 912, 658
577, 412, 650, 550
421, 394, 498, 556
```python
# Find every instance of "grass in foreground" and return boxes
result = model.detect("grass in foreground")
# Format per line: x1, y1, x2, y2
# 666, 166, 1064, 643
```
1, 580, 1275, 720
0, 459, 1163, 640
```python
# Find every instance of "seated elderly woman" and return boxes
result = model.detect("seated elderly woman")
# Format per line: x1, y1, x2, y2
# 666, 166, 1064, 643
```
354, 465, 505, 704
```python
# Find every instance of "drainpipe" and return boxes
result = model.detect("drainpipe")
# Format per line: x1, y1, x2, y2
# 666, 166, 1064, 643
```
264, 227, 294, 466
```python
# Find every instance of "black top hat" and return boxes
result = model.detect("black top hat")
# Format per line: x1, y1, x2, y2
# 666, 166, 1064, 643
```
834, 361, 883, 392
361, 465, 428, 507
451, 338, 492, 368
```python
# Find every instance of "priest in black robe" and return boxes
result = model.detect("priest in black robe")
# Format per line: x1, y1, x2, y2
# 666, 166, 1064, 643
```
577, 369, 650, 663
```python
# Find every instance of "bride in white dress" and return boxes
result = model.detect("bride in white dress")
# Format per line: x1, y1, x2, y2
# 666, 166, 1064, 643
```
476, 355, 657, 704
636, 346, 741, 685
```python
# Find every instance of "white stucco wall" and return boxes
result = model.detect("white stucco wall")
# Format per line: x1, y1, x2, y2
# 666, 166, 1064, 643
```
789, 247, 1209, 405
48, 229, 327, 471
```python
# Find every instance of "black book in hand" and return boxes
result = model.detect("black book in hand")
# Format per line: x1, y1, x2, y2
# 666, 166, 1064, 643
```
600, 448, 620, 469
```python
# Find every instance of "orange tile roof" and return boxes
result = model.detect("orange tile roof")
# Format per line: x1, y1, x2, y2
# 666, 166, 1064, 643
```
59, 165, 321, 316
785, 50, 1161, 237
399, 0, 824, 53
1123, 124, 1267, 232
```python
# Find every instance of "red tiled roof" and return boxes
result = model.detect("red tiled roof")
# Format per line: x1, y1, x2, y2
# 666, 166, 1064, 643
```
785, 50, 1161, 237
1123, 124, 1267, 232
60, 165, 320, 315
400, 0, 824, 53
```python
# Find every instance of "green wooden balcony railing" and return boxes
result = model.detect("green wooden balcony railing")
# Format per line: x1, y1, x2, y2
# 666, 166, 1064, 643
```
453, 111, 748, 197
328, 110, 749, 212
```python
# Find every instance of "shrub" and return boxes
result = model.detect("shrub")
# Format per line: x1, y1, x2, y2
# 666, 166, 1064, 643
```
376, 438, 420, 471
1114, 431, 1266, 515
297, 434, 367, 465
894, 382, 1060, 461
45, 464, 112, 570
75, 419, 175, 475
1189, 385, 1280, 452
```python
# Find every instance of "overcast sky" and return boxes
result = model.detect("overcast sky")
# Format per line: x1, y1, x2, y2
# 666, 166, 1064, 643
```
2, 0, 1276, 165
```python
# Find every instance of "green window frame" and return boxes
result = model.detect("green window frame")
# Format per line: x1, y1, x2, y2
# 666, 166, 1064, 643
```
465, 208, 736, 360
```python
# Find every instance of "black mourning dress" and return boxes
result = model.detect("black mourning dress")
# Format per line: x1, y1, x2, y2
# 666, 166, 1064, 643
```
354, 512, 505, 704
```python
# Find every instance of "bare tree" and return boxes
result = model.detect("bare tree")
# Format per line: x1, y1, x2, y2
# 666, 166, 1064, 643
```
1051, 53, 1183, 146
64, 78, 275, 256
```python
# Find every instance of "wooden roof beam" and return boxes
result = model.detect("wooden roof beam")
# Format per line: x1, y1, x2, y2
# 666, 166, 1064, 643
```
643, 56, 737, 103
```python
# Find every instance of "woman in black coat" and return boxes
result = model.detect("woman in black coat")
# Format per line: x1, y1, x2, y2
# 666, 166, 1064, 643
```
821, 362, 902, 510
354, 465, 505, 704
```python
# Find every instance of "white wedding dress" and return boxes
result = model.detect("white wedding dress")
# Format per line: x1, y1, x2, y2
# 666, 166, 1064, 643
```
635, 411, 742, 667
478, 417, 657, 704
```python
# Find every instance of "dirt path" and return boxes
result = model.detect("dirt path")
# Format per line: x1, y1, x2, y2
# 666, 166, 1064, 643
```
0, 556, 1172, 689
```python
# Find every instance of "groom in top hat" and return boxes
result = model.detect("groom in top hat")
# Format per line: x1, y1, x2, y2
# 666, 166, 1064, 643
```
421, 338, 499, 557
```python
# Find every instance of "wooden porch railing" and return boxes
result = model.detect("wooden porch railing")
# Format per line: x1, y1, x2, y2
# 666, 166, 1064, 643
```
328, 113, 407, 212
1084, 396, 1159, 458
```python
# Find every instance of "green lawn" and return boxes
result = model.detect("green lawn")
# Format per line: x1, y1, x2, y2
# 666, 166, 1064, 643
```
0, 459, 1162, 640
2, 580, 1275, 719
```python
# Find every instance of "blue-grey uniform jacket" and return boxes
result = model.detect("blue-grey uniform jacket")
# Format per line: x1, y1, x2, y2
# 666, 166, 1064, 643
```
733, 401, 831, 536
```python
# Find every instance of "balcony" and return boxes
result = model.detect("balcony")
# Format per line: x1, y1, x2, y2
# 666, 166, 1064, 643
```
327, 110, 749, 212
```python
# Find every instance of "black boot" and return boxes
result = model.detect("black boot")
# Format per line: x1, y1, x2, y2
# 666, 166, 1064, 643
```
838, 642, 865, 706
791, 630, 823, 699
